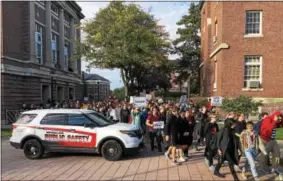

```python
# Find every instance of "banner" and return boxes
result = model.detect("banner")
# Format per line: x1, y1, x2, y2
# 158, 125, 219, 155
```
211, 96, 223, 107
153, 121, 164, 129
133, 97, 147, 107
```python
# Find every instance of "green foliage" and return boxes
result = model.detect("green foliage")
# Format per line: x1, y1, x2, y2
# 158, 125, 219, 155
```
78, 1, 171, 97
276, 128, 283, 140
112, 87, 126, 101
221, 95, 263, 115
173, 3, 201, 94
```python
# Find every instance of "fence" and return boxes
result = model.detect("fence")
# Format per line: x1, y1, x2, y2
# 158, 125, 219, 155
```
5, 109, 22, 124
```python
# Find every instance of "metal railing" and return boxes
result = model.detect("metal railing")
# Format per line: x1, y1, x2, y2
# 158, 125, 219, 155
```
5, 109, 22, 124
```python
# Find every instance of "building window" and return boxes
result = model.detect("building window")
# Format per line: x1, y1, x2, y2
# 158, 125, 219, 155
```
64, 42, 69, 68
244, 56, 262, 88
64, 13, 71, 26
245, 11, 262, 35
51, 3, 59, 16
51, 33, 58, 63
35, 23, 43, 64
214, 61, 217, 90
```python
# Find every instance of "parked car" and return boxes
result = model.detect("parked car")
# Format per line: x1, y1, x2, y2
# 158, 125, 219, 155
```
10, 109, 143, 161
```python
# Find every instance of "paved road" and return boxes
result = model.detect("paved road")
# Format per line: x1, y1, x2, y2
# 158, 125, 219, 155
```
1, 138, 281, 180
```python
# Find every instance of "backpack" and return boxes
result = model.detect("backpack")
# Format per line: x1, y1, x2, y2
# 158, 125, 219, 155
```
254, 119, 263, 135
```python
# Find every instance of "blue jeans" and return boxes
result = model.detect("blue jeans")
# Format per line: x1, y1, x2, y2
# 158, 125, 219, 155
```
243, 148, 258, 178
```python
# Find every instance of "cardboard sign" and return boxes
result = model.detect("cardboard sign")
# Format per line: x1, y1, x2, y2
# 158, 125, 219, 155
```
153, 121, 164, 129
130, 96, 134, 104
179, 95, 187, 105
146, 94, 152, 101
211, 96, 223, 107
133, 97, 147, 107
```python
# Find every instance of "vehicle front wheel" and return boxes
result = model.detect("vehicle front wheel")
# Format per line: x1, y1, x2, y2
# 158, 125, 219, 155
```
101, 140, 123, 161
23, 139, 44, 159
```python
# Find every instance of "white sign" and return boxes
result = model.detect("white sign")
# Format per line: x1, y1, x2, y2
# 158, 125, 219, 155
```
211, 96, 223, 107
146, 94, 152, 101
153, 121, 164, 129
179, 95, 187, 105
84, 97, 88, 101
133, 97, 147, 107
130, 96, 134, 104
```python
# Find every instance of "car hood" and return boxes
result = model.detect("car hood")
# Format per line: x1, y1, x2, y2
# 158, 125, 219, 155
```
105, 123, 139, 131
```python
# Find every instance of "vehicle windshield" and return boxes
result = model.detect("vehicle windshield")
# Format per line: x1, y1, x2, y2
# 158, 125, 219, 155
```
86, 112, 114, 127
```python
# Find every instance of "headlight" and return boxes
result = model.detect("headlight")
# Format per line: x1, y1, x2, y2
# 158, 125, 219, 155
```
120, 130, 137, 137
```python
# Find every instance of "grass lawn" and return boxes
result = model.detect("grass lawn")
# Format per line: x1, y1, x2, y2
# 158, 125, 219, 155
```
276, 128, 283, 140
1, 129, 12, 137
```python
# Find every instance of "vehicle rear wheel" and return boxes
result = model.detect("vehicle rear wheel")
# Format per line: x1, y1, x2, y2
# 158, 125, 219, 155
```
101, 140, 123, 161
23, 139, 44, 159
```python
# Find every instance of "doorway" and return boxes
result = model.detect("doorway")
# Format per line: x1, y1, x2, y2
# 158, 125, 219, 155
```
57, 86, 64, 102
41, 85, 51, 104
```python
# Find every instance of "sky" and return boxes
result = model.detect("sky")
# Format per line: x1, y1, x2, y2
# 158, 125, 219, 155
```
77, 1, 191, 90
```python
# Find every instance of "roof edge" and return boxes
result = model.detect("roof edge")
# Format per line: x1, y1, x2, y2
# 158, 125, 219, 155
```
68, 1, 85, 19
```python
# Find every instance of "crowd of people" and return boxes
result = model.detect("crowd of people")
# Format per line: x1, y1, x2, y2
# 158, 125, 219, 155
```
20, 97, 283, 181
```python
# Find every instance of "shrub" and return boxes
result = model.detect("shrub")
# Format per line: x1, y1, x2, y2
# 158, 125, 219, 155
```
221, 95, 263, 116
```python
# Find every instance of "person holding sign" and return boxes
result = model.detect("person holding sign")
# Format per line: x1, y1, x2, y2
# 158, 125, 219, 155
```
146, 106, 162, 152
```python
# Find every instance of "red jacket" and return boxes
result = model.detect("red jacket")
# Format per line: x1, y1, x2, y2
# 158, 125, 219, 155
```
260, 111, 281, 142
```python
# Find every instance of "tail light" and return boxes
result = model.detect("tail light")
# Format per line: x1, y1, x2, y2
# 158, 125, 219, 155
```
12, 124, 18, 130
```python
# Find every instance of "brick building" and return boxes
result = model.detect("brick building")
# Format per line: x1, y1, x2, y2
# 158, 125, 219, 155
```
83, 72, 111, 101
169, 72, 187, 93
200, 1, 283, 103
1, 1, 84, 123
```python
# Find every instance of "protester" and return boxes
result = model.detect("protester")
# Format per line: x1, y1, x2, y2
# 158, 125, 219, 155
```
240, 121, 260, 180
165, 107, 181, 165
146, 106, 162, 152
194, 106, 208, 151
259, 111, 283, 179
120, 104, 131, 123
203, 115, 219, 172
214, 118, 240, 180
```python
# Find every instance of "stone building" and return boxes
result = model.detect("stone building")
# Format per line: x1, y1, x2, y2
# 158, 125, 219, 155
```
1, 1, 84, 123
83, 72, 111, 101
200, 1, 283, 104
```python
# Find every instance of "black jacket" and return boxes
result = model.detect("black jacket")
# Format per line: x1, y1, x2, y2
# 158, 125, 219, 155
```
204, 122, 219, 149
120, 109, 130, 123
193, 112, 208, 139
165, 113, 180, 136
216, 128, 239, 163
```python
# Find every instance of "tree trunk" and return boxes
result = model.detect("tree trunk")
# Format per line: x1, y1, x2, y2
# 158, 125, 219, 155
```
187, 75, 191, 99
120, 69, 129, 98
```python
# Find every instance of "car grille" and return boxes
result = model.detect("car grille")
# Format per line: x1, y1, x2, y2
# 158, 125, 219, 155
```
134, 130, 142, 139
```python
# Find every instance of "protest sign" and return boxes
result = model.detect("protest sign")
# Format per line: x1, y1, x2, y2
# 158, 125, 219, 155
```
211, 96, 223, 107
133, 97, 147, 107
153, 121, 165, 129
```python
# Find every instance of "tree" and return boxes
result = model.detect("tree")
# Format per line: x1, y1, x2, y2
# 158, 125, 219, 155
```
173, 3, 201, 96
221, 95, 263, 116
112, 87, 126, 101
79, 1, 170, 98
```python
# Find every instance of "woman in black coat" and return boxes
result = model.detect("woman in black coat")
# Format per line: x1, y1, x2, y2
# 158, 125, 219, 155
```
214, 118, 240, 181
203, 116, 219, 170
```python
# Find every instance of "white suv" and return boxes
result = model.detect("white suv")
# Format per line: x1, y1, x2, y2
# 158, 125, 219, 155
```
10, 109, 143, 161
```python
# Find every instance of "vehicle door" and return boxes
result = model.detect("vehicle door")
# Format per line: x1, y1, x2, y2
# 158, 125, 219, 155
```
64, 113, 98, 148
36, 114, 68, 150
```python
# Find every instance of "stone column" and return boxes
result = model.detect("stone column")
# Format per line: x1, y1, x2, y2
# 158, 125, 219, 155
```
59, 9, 65, 70
29, 1, 37, 63
70, 18, 78, 73
45, 1, 53, 67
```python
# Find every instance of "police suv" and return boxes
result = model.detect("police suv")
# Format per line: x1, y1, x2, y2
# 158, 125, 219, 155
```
10, 109, 143, 161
